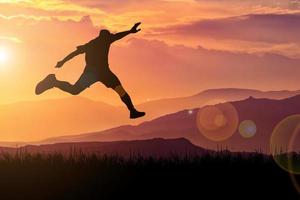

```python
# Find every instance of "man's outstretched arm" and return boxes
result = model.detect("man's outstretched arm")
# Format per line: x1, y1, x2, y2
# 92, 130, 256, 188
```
55, 48, 84, 68
111, 22, 141, 42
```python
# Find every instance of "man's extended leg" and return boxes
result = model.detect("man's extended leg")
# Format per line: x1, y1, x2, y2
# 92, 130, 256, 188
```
54, 79, 85, 95
114, 84, 145, 119
36, 73, 95, 95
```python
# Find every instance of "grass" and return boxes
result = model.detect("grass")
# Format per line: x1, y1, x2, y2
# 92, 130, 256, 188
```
0, 152, 297, 199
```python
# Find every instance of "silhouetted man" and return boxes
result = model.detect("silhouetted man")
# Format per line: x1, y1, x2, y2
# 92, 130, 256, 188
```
35, 22, 145, 119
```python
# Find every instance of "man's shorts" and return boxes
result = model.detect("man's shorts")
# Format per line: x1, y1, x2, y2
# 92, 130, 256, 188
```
76, 69, 121, 89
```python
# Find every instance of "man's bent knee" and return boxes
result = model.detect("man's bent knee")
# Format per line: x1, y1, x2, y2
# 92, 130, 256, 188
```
114, 85, 127, 97
70, 85, 84, 95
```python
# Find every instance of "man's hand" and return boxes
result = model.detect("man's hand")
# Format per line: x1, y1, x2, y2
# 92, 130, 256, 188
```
55, 60, 64, 68
130, 22, 141, 33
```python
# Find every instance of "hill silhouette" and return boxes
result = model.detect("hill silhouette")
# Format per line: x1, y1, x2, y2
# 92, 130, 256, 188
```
136, 88, 300, 119
39, 95, 300, 153
0, 88, 299, 142
0, 138, 210, 158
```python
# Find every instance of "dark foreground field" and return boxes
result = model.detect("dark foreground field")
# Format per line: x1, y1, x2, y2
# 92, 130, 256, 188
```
0, 152, 298, 200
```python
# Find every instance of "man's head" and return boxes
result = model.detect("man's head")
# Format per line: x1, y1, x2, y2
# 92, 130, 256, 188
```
99, 29, 111, 39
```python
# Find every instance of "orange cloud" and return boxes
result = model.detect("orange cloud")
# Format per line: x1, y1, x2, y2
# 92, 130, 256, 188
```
148, 14, 300, 58
0, 36, 22, 43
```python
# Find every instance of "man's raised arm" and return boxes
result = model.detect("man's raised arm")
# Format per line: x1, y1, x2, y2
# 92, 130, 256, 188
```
111, 22, 141, 42
55, 47, 84, 68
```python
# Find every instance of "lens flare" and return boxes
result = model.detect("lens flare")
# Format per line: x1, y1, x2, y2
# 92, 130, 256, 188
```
196, 103, 239, 142
270, 115, 300, 175
290, 173, 300, 194
239, 120, 257, 138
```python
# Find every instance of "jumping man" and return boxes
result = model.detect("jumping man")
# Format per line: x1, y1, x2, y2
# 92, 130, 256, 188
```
35, 22, 146, 119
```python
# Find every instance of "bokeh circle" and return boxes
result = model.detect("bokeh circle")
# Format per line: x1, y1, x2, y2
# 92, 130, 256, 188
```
196, 103, 239, 142
270, 115, 300, 175
239, 120, 257, 138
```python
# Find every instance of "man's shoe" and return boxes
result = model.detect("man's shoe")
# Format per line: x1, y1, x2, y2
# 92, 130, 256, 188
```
35, 74, 56, 95
130, 110, 146, 119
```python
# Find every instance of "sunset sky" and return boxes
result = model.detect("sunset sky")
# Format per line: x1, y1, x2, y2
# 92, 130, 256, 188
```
0, 0, 300, 105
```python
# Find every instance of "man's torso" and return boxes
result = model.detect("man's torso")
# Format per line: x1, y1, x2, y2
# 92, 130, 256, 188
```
83, 37, 112, 73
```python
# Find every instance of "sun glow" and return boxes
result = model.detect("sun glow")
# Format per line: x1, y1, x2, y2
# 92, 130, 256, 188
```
0, 47, 9, 64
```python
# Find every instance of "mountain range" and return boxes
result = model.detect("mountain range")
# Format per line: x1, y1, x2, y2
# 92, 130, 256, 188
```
38, 94, 300, 153
0, 88, 299, 142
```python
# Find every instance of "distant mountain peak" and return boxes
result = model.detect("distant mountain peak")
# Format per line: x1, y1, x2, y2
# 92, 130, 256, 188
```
247, 96, 256, 100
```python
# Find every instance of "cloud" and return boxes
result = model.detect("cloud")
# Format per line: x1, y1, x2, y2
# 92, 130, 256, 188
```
146, 13, 300, 57
0, 36, 22, 43
0, 0, 106, 15
1, 0, 299, 38
0, 0, 108, 27
154, 14, 300, 44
